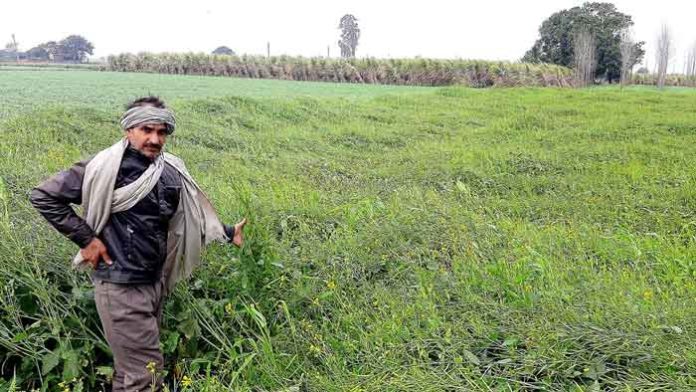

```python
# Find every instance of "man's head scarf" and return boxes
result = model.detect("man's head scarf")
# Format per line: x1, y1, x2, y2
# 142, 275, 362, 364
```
120, 106, 176, 134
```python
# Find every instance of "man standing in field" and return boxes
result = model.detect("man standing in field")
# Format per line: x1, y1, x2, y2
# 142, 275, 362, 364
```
29, 96, 246, 391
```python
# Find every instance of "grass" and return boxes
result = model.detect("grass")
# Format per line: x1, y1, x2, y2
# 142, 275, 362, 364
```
0, 70, 694, 391
0, 62, 100, 71
0, 69, 432, 121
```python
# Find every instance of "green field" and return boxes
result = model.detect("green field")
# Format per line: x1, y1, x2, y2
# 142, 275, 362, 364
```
0, 70, 695, 391
0, 70, 431, 120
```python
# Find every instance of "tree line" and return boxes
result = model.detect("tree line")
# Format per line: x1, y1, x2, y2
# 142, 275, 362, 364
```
0, 13, 359, 64
524, 2, 696, 88
0, 35, 94, 63
4, 6, 695, 89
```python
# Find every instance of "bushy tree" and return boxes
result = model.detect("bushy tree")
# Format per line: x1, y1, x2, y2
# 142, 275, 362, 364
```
57, 35, 94, 63
523, 2, 645, 83
212, 46, 235, 56
26, 46, 49, 61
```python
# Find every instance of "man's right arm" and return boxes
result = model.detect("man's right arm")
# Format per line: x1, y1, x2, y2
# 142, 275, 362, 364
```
29, 160, 96, 248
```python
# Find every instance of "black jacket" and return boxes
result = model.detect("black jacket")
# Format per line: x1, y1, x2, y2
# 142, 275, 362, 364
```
30, 147, 234, 284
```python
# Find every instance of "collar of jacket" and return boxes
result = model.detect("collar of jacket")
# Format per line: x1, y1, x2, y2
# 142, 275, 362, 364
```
125, 146, 158, 164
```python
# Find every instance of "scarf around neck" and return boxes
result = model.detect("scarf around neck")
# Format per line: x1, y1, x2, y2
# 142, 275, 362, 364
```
73, 138, 229, 294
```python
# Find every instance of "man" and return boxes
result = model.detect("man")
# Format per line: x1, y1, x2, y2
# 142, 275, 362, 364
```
30, 96, 246, 391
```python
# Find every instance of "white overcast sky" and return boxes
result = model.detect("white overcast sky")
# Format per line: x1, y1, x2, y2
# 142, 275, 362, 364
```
2, 0, 695, 72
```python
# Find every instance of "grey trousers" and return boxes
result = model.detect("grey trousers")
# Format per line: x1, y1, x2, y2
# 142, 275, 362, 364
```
94, 278, 165, 392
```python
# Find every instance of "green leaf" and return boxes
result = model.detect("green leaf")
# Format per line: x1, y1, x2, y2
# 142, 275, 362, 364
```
71, 286, 87, 301
462, 349, 480, 366
177, 315, 200, 339
61, 349, 80, 379
502, 338, 519, 347
245, 304, 267, 329
189, 358, 211, 374
161, 331, 180, 354
41, 349, 61, 376
72, 379, 84, 392
456, 180, 468, 193
319, 291, 333, 300
589, 380, 600, 392
11, 332, 28, 343
96, 366, 114, 380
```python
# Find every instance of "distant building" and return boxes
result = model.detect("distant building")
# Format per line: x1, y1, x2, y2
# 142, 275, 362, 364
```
0, 50, 14, 61
0, 50, 27, 62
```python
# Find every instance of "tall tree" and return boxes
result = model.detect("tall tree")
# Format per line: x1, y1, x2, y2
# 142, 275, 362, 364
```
655, 24, 673, 89
338, 14, 360, 58
574, 29, 596, 86
620, 30, 637, 85
523, 2, 645, 83
57, 35, 94, 63
684, 41, 696, 80
12, 34, 19, 61
5, 34, 20, 62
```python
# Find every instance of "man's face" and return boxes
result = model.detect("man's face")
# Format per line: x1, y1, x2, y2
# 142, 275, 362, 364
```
125, 123, 168, 160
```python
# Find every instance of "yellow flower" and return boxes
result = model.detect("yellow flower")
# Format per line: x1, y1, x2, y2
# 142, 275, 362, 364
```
225, 302, 234, 315
643, 290, 653, 301
326, 280, 336, 290
146, 361, 157, 374
309, 344, 322, 356
181, 375, 193, 387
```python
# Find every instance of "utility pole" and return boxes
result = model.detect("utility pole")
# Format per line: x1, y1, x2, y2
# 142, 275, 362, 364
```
327, 45, 330, 58
267, 42, 270, 58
